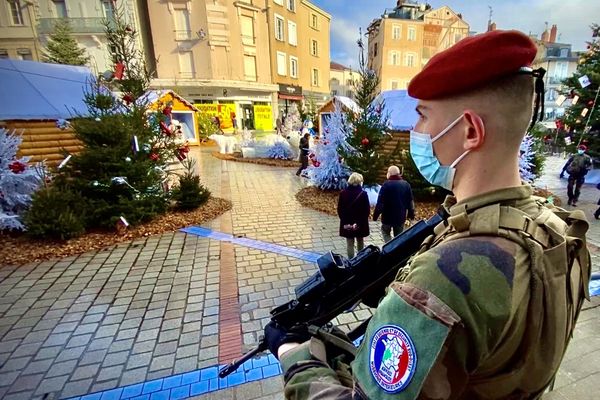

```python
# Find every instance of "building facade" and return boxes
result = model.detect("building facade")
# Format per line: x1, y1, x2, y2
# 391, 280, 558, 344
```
266, 0, 330, 119
329, 61, 358, 99
367, 1, 468, 92
0, 0, 142, 74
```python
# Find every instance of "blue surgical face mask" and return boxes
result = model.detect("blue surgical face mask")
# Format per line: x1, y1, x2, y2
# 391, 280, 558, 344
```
409, 114, 470, 191
577, 149, 585, 155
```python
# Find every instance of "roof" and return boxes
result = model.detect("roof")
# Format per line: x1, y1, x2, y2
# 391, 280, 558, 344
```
372, 90, 419, 131
143, 90, 199, 111
0, 59, 94, 121
330, 61, 350, 71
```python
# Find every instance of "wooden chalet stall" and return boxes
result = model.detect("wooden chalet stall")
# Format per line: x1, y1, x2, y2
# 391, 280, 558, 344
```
146, 90, 201, 145
317, 95, 360, 136
0, 59, 93, 166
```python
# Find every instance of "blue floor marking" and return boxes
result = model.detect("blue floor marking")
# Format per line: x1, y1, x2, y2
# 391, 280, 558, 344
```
70, 354, 282, 400
180, 226, 322, 263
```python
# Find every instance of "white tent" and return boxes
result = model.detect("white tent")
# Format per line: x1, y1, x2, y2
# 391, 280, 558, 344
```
372, 90, 419, 131
0, 59, 93, 121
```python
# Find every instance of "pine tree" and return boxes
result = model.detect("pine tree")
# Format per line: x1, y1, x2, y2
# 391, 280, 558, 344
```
50, 6, 184, 231
0, 129, 43, 231
340, 32, 392, 187
42, 19, 89, 66
519, 134, 538, 183
283, 103, 302, 137
559, 24, 600, 159
307, 104, 351, 190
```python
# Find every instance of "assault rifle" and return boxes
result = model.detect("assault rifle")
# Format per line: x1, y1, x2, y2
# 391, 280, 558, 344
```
218, 210, 446, 378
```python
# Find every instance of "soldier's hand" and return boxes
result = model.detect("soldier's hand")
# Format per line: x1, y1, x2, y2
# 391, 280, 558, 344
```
264, 321, 310, 359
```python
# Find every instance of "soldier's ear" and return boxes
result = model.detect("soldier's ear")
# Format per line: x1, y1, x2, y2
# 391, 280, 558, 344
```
462, 110, 485, 151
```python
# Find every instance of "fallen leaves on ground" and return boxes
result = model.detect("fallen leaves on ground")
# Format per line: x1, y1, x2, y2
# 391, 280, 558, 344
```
211, 152, 298, 168
533, 187, 563, 206
0, 197, 232, 267
295, 186, 440, 220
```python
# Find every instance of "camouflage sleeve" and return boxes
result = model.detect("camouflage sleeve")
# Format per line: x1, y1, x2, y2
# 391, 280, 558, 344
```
349, 236, 524, 399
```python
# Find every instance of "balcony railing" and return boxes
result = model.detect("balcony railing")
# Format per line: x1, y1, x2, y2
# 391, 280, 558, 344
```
174, 30, 193, 41
38, 17, 112, 34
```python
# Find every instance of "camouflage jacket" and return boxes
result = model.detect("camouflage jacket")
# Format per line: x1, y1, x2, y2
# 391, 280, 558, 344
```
279, 185, 589, 399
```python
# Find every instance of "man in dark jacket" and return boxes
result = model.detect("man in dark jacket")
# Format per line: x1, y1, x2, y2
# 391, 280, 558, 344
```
373, 165, 415, 242
560, 144, 593, 206
296, 132, 310, 177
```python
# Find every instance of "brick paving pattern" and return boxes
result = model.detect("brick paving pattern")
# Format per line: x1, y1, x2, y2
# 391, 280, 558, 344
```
0, 149, 598, 400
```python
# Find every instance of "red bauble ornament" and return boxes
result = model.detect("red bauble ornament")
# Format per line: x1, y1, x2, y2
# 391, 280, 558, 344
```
309, 153, 315, 159
122, 93, 134, 104
163, 106, 172, 117
8, 161, 26, 174
314, 161, 321, 167
149, 153, 159, 161
588, 100, 594, 106
361, 137, 369, 146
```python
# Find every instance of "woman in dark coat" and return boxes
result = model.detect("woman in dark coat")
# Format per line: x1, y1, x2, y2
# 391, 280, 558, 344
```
337, 172, 371, 258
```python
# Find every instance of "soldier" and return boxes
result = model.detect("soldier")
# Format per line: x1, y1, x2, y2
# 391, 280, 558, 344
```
560, 144, 593, 206
264, 30, 591, 399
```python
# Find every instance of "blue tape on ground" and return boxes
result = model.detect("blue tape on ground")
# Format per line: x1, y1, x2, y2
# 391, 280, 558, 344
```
590, 277, 600, 297
181, 225, 322, 263
69, 354, 282, 400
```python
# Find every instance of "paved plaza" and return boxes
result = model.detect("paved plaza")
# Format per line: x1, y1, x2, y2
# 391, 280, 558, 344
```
0, 148, 599, 399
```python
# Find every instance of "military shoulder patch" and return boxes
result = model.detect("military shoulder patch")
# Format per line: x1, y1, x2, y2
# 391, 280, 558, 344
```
369, 325, 417, 393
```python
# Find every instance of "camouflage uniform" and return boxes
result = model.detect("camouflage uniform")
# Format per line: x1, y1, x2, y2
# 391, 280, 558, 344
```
279, 185, 590, 399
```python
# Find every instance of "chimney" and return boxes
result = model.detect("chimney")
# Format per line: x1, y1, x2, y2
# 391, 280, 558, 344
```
549, 24, 558, 43
490, 22, 496, 31
541, 29, 549, 42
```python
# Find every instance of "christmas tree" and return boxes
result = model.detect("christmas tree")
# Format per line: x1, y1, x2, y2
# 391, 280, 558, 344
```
267, 141, 293, 160
283, 103, 302, 137
0, 129, 43, 231
307, 104, 351, 190
28, 6, 186, 235
558, 24, 600, 159
519, 134, 537, 183
42, 19, 89, 66
340, 31, 392, 187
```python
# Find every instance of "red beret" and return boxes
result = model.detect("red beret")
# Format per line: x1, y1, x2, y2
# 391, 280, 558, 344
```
578, 144, 587, 151
408, 30, 537, 100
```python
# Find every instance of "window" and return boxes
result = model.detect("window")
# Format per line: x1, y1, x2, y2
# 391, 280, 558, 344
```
287, 0, 295, 12
274, 14, 285, 41
346, 79, 353, 86
310, 39, 318, 56
454, 33, 462, 44
312, 68, 319, 86
310, 14, 318, 29
405, 52, 415, 67
555, 62, 568, 79
0, 49, 8, 59
408, 26, 416, 41
178, 51, 195, 78
373, 42, 378, 57
391, 80, 399, 90
560, 48, 569, 58
290, 56, 298, 78
240, 15, 255, 45
288, 21, 297, 46
389, 51, 399, 66
277, 51, 286, 76
7, 0, 24, 25
331, 90, 338, 96
102, 1, 115, 21
346, 90, 353, 98
244, 55, 257, 81
392, 25, 401, 40
17, 48, 32, 61
174, 9, 192, 40
53, 0, 67, 18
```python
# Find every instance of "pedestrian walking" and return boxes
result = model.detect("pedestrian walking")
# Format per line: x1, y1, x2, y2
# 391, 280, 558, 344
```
295, 132, 310, 177
595, 182, 600, 220
373, 165, 415, 242
336, 172, 370, 258
560, 144, 593, 206
264, 29, 590, 399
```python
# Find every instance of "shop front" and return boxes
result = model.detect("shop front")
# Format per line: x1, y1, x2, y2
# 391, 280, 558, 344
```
277, 84, 304, 120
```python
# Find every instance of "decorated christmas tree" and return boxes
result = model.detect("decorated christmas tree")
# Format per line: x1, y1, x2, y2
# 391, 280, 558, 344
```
42, 19, 89, 66
283, 103, 302, 137
558, 24, 600, 159
519, 134, 538, 183
340, 31, 392, 187
27, 6, 186, 236
307, 104, 351, 190
267, 141, 293, 160
0, 129, 43, 231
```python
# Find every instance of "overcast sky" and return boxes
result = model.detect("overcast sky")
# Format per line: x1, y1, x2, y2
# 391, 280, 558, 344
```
311, 0, 600, 69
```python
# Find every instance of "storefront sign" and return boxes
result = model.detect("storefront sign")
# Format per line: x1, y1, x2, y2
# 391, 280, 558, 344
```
195, 103, 235, 130
253, 105, 273, 131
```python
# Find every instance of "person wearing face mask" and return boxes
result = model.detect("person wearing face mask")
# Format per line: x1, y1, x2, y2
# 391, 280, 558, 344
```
263, 30, 591, 400
560, 144, 593, 206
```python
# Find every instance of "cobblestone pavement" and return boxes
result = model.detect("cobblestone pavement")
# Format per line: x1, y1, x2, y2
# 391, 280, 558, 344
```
0, 149, 598, 400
